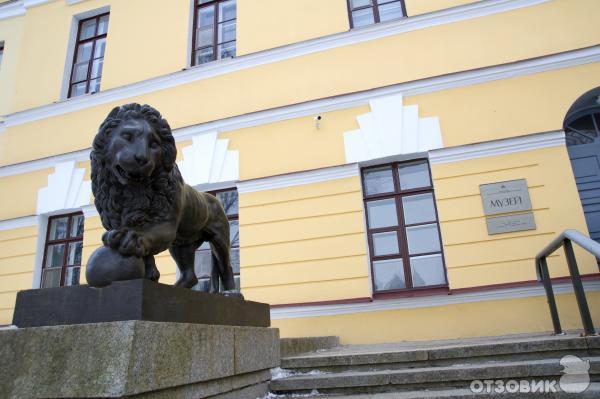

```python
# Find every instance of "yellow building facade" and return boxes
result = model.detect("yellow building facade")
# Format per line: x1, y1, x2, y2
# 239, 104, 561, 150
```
0, 0, 599, 343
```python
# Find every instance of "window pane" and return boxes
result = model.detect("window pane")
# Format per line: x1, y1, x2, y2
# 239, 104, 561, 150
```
402, 193, 436, 225
219, 0, 236, 22
67, 241, 83, 266
94, 38, 106, 59
195, 46, 214, 64
41, 268, 62, 288
46, 244, 66, 268
63, 266, 81, 286
49, 217, 68, 240
194, 250, 212, 278
378, 1, 404, 22
218, 41, 236, 59
79, 19, 96, 40
198, 6, 215, 27
229, 220, 239, 248
196, 27, 214, 48
216, 190, 238, 216
234, 275, 240, 291
352, 8, 375, 27
193, 278, 211, 292
373, 259, 405, 291
70, 215, 84, 237
410, 254, 446, 287
231, 248, 240, 274
351, 0, 372, 9
89, 78, 101, 93
372, 231, 399, 256
363, 167, 394, 195
97, 15, 109, 35
91, 59, 103, 79
218, 20, 236, 44
398, 161, 431, 190
76, 42, 93, 62
71, 82, 87, 97
366, 199, 398, 229
71, 61, 89, 83
406, 224, 441, 255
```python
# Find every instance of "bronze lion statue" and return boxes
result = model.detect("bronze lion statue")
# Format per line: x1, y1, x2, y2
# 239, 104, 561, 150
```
88, 103, 237, 293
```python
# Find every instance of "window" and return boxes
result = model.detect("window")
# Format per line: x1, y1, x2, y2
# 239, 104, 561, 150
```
362, 160, 447, 294
68, 13, 109, 98
0, 43, 4, 67
348, 0, 406, 28
193, 189, 240, 291
192, 0, 236, 66
41, 213, 84, 288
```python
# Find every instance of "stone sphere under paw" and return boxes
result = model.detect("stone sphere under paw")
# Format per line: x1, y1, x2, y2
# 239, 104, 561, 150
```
85, 246, 144, 288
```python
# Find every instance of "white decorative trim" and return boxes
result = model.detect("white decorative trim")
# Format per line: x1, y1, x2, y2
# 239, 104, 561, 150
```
237, 164, 359, 194
429, 131, 565, 164
36, 160, 92, 215
2, 0, 552, 125
0, 215, 37, 231
81, 203, 98, 218
23, 0, 52, 8
271, 279, 600, 319
0, 1, 26, 20
177, 132, 239, 186
344, 94, 443, 163
0, 46, 593, 178
0, 148, 90, 178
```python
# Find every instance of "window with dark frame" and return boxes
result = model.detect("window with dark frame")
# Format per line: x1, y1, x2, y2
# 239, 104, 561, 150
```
193, 189, 240, 291
362, 160, 447, 294
68, 12, 109, 98
41, 213, 84, 288
347, 0, 406, 28
192, 0, 236, 66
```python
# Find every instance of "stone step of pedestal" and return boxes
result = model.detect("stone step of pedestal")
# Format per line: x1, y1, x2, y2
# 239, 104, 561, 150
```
270, 356, 600, 396
271, 384, 600, 398
281, 333, 600, 372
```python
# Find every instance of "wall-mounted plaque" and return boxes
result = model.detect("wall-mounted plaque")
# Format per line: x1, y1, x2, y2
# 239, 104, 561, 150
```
480, 179, 532, 216
480, 179, 535, 235
486, 212, 536, 235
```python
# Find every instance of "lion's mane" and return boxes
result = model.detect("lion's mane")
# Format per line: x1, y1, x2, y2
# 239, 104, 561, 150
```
91, 103, 182, 231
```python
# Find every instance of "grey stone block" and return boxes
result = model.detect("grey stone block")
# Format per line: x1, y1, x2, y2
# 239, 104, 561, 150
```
280, 336, 340, 357
0, 321, 280, 398
234, 326, 280, 374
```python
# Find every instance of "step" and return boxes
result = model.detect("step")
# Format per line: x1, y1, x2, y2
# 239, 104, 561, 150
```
270, 356, 600, 395
268, 383, 600, 398
281, 332, 600, 372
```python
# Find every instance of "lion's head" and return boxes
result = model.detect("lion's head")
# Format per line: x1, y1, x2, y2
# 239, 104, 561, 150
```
91, 104, 181, 230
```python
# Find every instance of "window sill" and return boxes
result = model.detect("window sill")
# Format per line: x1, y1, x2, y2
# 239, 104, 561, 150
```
373, 285, 449, 300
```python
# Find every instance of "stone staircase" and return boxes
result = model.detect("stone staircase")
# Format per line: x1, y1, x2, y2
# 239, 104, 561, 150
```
268, 332, 600, 398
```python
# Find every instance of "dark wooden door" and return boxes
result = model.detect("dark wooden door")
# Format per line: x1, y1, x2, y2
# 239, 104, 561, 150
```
568, 142, 600, 243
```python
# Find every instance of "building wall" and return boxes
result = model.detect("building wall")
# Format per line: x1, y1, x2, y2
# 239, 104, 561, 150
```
0, 0, 598, 341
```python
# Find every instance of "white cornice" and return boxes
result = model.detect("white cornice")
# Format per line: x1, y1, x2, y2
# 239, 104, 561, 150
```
237, 164, 359, 194
0, 148, 89, 177
0, 0, 53, 20
271, 279, 600, 319
0, 44, 594, 178
0, 215, 37, 231
0, 46, 595, 177
429, 131, 566, 164
2, 0, 551, 126
0, 1, 26, 20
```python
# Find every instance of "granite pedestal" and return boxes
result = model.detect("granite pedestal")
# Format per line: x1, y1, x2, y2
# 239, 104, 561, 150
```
1, 280, 280, 398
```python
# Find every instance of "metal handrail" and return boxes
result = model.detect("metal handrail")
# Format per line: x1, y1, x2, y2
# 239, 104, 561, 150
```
535, 229, 598, 336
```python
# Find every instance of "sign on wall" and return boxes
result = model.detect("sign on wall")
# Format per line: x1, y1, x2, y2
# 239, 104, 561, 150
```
479, 179, 536, 235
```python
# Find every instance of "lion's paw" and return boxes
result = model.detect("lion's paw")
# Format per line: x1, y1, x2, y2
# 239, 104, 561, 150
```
117, 230, 146, 258
102, 229, 126, 249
